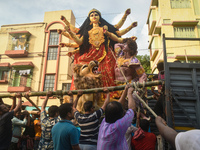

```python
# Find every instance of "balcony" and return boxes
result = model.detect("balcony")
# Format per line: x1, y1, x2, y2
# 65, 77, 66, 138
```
150, 50, 159, 61
5, 50, 28, 58
0, 79, 8, 84
5, 31, 30, 58
148, 8, 157, 35
7, 61, 34, 93
0, 63, 10, 84
7, 86, 31, 93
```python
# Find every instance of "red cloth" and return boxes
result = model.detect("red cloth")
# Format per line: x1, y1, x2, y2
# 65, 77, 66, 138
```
131, 131, 156, 150
133, 127, 145, 140
70, 44, 119, 98
158, 72, 165, 90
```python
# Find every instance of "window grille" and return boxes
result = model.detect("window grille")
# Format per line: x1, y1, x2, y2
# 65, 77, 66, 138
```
44, 74, 55, 91
47, 47, 58, 60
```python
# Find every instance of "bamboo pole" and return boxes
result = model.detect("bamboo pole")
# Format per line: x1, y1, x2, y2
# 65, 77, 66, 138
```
134, 91, 158, 118
0, 80, 163, 98
25, 98, 41, 111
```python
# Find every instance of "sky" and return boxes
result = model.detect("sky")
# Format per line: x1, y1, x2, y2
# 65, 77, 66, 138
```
0, 0, 151, 55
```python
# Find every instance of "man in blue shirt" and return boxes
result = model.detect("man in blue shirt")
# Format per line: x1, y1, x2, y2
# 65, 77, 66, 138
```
52, 92, 82, 150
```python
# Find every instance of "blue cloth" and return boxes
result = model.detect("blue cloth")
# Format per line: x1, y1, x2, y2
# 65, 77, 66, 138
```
52, 119, 80, 150
0, 111, 14, 149
11, 116, 27, 143
79, 144, 97, 150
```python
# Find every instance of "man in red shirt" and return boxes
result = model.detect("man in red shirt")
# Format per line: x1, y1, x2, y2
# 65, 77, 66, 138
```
131, 119, 156, 150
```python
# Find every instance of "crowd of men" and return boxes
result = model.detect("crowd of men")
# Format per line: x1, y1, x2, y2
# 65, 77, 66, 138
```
0, 76, 200, 150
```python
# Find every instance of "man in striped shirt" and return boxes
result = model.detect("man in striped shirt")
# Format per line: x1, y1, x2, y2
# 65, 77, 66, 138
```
74, 89, 110, 150
97, 85, 136, 150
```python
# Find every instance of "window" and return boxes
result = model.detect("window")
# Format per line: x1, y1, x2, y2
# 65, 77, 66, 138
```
62, 83, 71, 91
49, 31, 59, 45
10, 69, 32, 87
7, 32, 30, 51
0, 70, 9, 80
44, 75, 55, 91
167, 53, 174, 57
171, 0, 191, 8
163, 19, 171, 24
47, 47, 58, 60
174, 27, 195, 38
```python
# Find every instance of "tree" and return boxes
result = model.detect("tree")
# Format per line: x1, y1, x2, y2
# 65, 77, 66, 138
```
137, 54, 151, 74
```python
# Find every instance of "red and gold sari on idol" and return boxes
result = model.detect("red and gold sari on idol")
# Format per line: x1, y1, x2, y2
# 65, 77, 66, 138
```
70, 44, 119, 99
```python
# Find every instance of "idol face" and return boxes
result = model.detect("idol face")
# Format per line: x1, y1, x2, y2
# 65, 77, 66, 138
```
89, 12, 100, 24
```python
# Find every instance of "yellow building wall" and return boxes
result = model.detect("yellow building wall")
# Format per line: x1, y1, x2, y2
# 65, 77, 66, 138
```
148, 0, 200, 73
0, 10, 74, 108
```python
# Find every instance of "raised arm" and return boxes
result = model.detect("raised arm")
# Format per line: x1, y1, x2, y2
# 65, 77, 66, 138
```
41, 91, 52, 112
9, 96, 16, 111
60, 15, 80, 33
114, 8, 131, 29
101, 88, 110, 111
73, 91, 83, 110
13, 93, 22, 115
59, 42, 79, 48
0, 98, 3, 105
65, 25, 83, 46
104, 28, 124, 43
155, 116, 177, 148
127, 87, 136, 111
118, 84, 130, 106
116, 22, 137, 36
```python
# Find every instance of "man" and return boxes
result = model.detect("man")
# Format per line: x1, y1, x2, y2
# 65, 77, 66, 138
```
9, 109, 28, 150
0, 94, 22, 150
38, 92, 59, 150
97, 85, 136, 150
32, 110, 41, 150
155, 116, 200, 150
74, 89, 110, 150
153, 62, 165, 117
131, 119, 156, 150
52, 92, 82, 150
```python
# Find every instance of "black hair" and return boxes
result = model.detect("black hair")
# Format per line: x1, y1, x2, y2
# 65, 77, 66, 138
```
139, 119, 150, 132
58, 103, 73, 119
123, 38, 138, 56
48, 105, 59, 118
0, 105, 3, 112
77, 10, 118, 55
157, 62, 164, 72
83, 101, 93, 112
105, 101, 124, 123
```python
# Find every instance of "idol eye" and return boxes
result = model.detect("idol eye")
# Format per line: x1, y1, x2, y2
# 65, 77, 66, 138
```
95, 14, 98, 16
82, 65, 88, 69
90, 14, 93, 17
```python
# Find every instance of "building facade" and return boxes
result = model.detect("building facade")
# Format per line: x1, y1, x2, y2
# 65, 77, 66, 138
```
147, 0, 200, 73
0, 10, 74, 106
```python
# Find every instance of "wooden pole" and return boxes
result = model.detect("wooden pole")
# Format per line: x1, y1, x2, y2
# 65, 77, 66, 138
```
0, 80, 163, 98
134, 91, 158, 118
25, 98, 41, 111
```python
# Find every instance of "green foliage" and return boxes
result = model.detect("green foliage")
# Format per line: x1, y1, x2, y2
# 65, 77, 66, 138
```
137, 55, 151, 74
